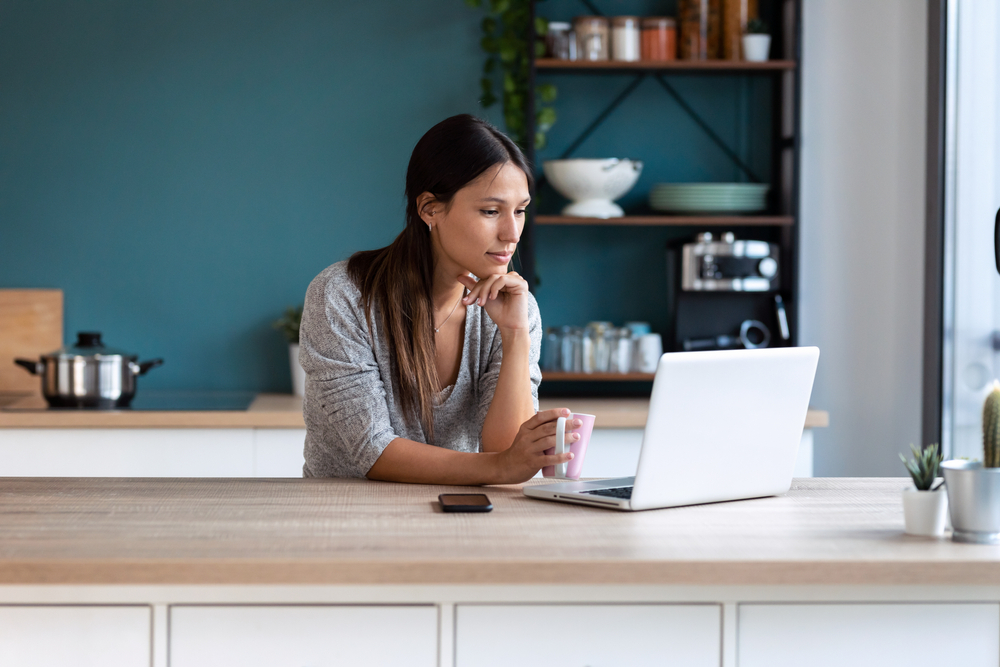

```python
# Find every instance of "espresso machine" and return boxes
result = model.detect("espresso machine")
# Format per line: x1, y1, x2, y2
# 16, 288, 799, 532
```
666, 232, 791, 352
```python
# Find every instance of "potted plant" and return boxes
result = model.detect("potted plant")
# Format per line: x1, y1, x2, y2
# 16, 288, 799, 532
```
273, 306, 304, 397
942, 381, 1000, 543
742, 18, 771, 62
899, 443, 947, 537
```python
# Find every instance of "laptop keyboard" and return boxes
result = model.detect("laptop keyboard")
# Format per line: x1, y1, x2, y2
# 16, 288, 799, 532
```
582, 486, 633, 499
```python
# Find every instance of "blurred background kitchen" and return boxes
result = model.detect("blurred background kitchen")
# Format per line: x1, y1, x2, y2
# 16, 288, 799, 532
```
0, 0, 960, 477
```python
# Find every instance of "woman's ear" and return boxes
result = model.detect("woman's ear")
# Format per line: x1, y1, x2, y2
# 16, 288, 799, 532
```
416, 192, 439, 229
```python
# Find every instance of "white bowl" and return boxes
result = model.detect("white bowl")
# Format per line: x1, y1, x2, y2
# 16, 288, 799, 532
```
543, 158, 643, 218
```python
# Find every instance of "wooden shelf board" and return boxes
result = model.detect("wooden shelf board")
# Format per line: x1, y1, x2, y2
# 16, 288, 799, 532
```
542, 372, 655, 382
536, 58, 796, 71
535, 215, 794, 226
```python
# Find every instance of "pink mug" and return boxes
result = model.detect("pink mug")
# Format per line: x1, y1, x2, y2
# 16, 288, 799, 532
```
542, 413, 596, 480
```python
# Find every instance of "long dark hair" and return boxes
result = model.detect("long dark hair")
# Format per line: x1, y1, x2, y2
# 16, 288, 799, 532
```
347, 115, 533, 441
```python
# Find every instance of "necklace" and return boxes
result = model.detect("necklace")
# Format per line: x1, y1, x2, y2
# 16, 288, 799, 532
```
434, 289, 466, 333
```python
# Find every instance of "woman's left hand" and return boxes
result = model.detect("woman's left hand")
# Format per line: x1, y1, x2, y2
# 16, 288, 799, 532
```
458, 271, 530, 333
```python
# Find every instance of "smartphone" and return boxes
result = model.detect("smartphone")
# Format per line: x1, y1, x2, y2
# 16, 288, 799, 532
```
438, 493, 493, 513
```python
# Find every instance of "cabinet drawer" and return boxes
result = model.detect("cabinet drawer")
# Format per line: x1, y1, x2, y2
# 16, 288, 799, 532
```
170, 605, 437, 667
456, 604, 720, 667
0, 605, 150, 667
739, 603, 1000, 667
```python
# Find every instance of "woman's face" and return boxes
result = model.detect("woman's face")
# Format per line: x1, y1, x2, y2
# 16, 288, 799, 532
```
420, 161, 530, 280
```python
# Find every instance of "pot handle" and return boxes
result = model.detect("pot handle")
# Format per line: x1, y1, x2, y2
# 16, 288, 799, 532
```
136, 359, 164, 375
14, 359, 42, 375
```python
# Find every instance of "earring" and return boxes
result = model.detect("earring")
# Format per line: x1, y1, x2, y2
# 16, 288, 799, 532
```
426, 222, 432, 231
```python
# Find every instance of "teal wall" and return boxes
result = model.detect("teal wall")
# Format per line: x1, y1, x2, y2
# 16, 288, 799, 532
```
1, 0, 776, 391
0, 0, 495, 390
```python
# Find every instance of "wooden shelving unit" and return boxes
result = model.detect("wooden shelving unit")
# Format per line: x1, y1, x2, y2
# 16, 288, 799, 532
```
535, 58, 796, 71
536, 215, 794, 227
542, 372, 657, 382
524, 1, 802, 388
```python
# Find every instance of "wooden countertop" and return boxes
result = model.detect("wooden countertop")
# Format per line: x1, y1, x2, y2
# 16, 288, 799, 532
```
0, 477, 993, 586
0, 393, 828, 430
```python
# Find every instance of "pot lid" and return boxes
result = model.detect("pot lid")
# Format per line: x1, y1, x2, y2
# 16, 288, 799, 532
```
43, 331, 136, 359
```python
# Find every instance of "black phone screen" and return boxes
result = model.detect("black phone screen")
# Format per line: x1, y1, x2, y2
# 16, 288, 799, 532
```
439, 493, 493, 512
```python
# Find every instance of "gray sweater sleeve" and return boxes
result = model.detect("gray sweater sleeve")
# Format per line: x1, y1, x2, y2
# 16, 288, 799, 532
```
299, 266, 399, 478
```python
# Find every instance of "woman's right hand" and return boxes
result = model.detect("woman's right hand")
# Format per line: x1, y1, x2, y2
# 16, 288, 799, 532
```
491, 408, 580, 485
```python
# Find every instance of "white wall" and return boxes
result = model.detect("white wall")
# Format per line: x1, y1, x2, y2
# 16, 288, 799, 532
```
799, 0, 928, 475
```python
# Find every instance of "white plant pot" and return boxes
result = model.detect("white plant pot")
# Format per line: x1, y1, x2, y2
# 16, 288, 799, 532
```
289, 343, 305, 397
742, 34, 771, 62
902, 486, 948, 537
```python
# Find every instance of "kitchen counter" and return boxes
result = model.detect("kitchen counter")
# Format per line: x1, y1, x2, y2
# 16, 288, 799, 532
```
0, 476, 988, 586
0, 393, 829, 430
5, 477, 1000, 667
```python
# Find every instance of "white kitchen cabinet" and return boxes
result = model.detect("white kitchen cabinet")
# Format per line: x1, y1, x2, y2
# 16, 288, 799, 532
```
252, 428, 306, 476
739, 603, 1000, 667
455, 604, 721, 667
169, 605, 438, 667
0, 428, 255, 476
0, 605, 150, 667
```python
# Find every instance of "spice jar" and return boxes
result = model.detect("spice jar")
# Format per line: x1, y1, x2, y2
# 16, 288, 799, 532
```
574, 16, 609, 61
722, 0, 758, 59
546, 22, 572, 60
679, 0, 721, 60
640, 17, 677, 61
611, 16, 640, 62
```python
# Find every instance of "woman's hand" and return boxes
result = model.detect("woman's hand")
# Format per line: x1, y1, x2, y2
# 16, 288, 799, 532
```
491, 408, 580, 484
458, 271, 530, 334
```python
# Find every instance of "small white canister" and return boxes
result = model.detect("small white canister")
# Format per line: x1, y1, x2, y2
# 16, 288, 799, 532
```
611, 16, 641, 62
633, 333, 663, 373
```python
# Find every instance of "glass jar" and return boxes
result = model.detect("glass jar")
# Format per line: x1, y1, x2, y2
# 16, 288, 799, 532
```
679, 0, 721, 60
722, 0, 758, 60
640, 17, 677, 61
560, 326, 583, 373
609, 328, 634, 373
542, 327, 562, 371
546, 21, 572, 60
574, 16, 609, 61
611, 16, 640, 62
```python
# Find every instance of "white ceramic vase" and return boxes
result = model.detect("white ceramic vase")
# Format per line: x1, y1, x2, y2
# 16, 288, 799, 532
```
902, 486, 948, 537
289, 343, 305, 397
742, 34, 771, 62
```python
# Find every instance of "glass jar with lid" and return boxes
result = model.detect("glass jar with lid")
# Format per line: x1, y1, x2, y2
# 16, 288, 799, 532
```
641, 17, 677, 61
611, 16, 640, 62
679, 0, 721, 60
546, 22, 572, 60
574, 16, 609, 61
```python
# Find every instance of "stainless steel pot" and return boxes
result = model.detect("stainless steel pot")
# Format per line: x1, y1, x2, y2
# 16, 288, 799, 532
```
942, 459, 1000, 544
14, 331, 163, 409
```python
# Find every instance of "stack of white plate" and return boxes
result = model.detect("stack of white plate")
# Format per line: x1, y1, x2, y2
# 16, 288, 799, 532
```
649, 183, 770, 213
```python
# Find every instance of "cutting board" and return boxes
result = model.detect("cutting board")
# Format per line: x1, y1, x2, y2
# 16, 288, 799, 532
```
0, 290, 63, 395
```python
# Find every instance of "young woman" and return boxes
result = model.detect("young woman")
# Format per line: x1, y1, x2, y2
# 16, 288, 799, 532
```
300, 115, 580, 483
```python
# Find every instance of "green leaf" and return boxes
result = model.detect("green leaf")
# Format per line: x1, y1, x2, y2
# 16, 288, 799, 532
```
503, 72, 516, 93
534, 131, 547, 150
481, 93, 498, 108
489, 0, 510, 13
482, 16, 496, 34
480, 36, 499, 53
536, 106, 556, 132
464, 0, 482, 7
480, 77, 493, 95
483, 57, 496, 73
535, 40, 547, 57
534, 16, 548, 35
536, 83, 557, 103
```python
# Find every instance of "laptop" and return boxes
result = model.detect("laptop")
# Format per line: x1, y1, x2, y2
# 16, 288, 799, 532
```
524, 347, 820, 511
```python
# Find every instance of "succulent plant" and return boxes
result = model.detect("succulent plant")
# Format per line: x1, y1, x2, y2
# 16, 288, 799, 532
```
899, 443, 943, 491
746, 18, 769, 35
272, 305, 303, 345
984, 381, 1000, 467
